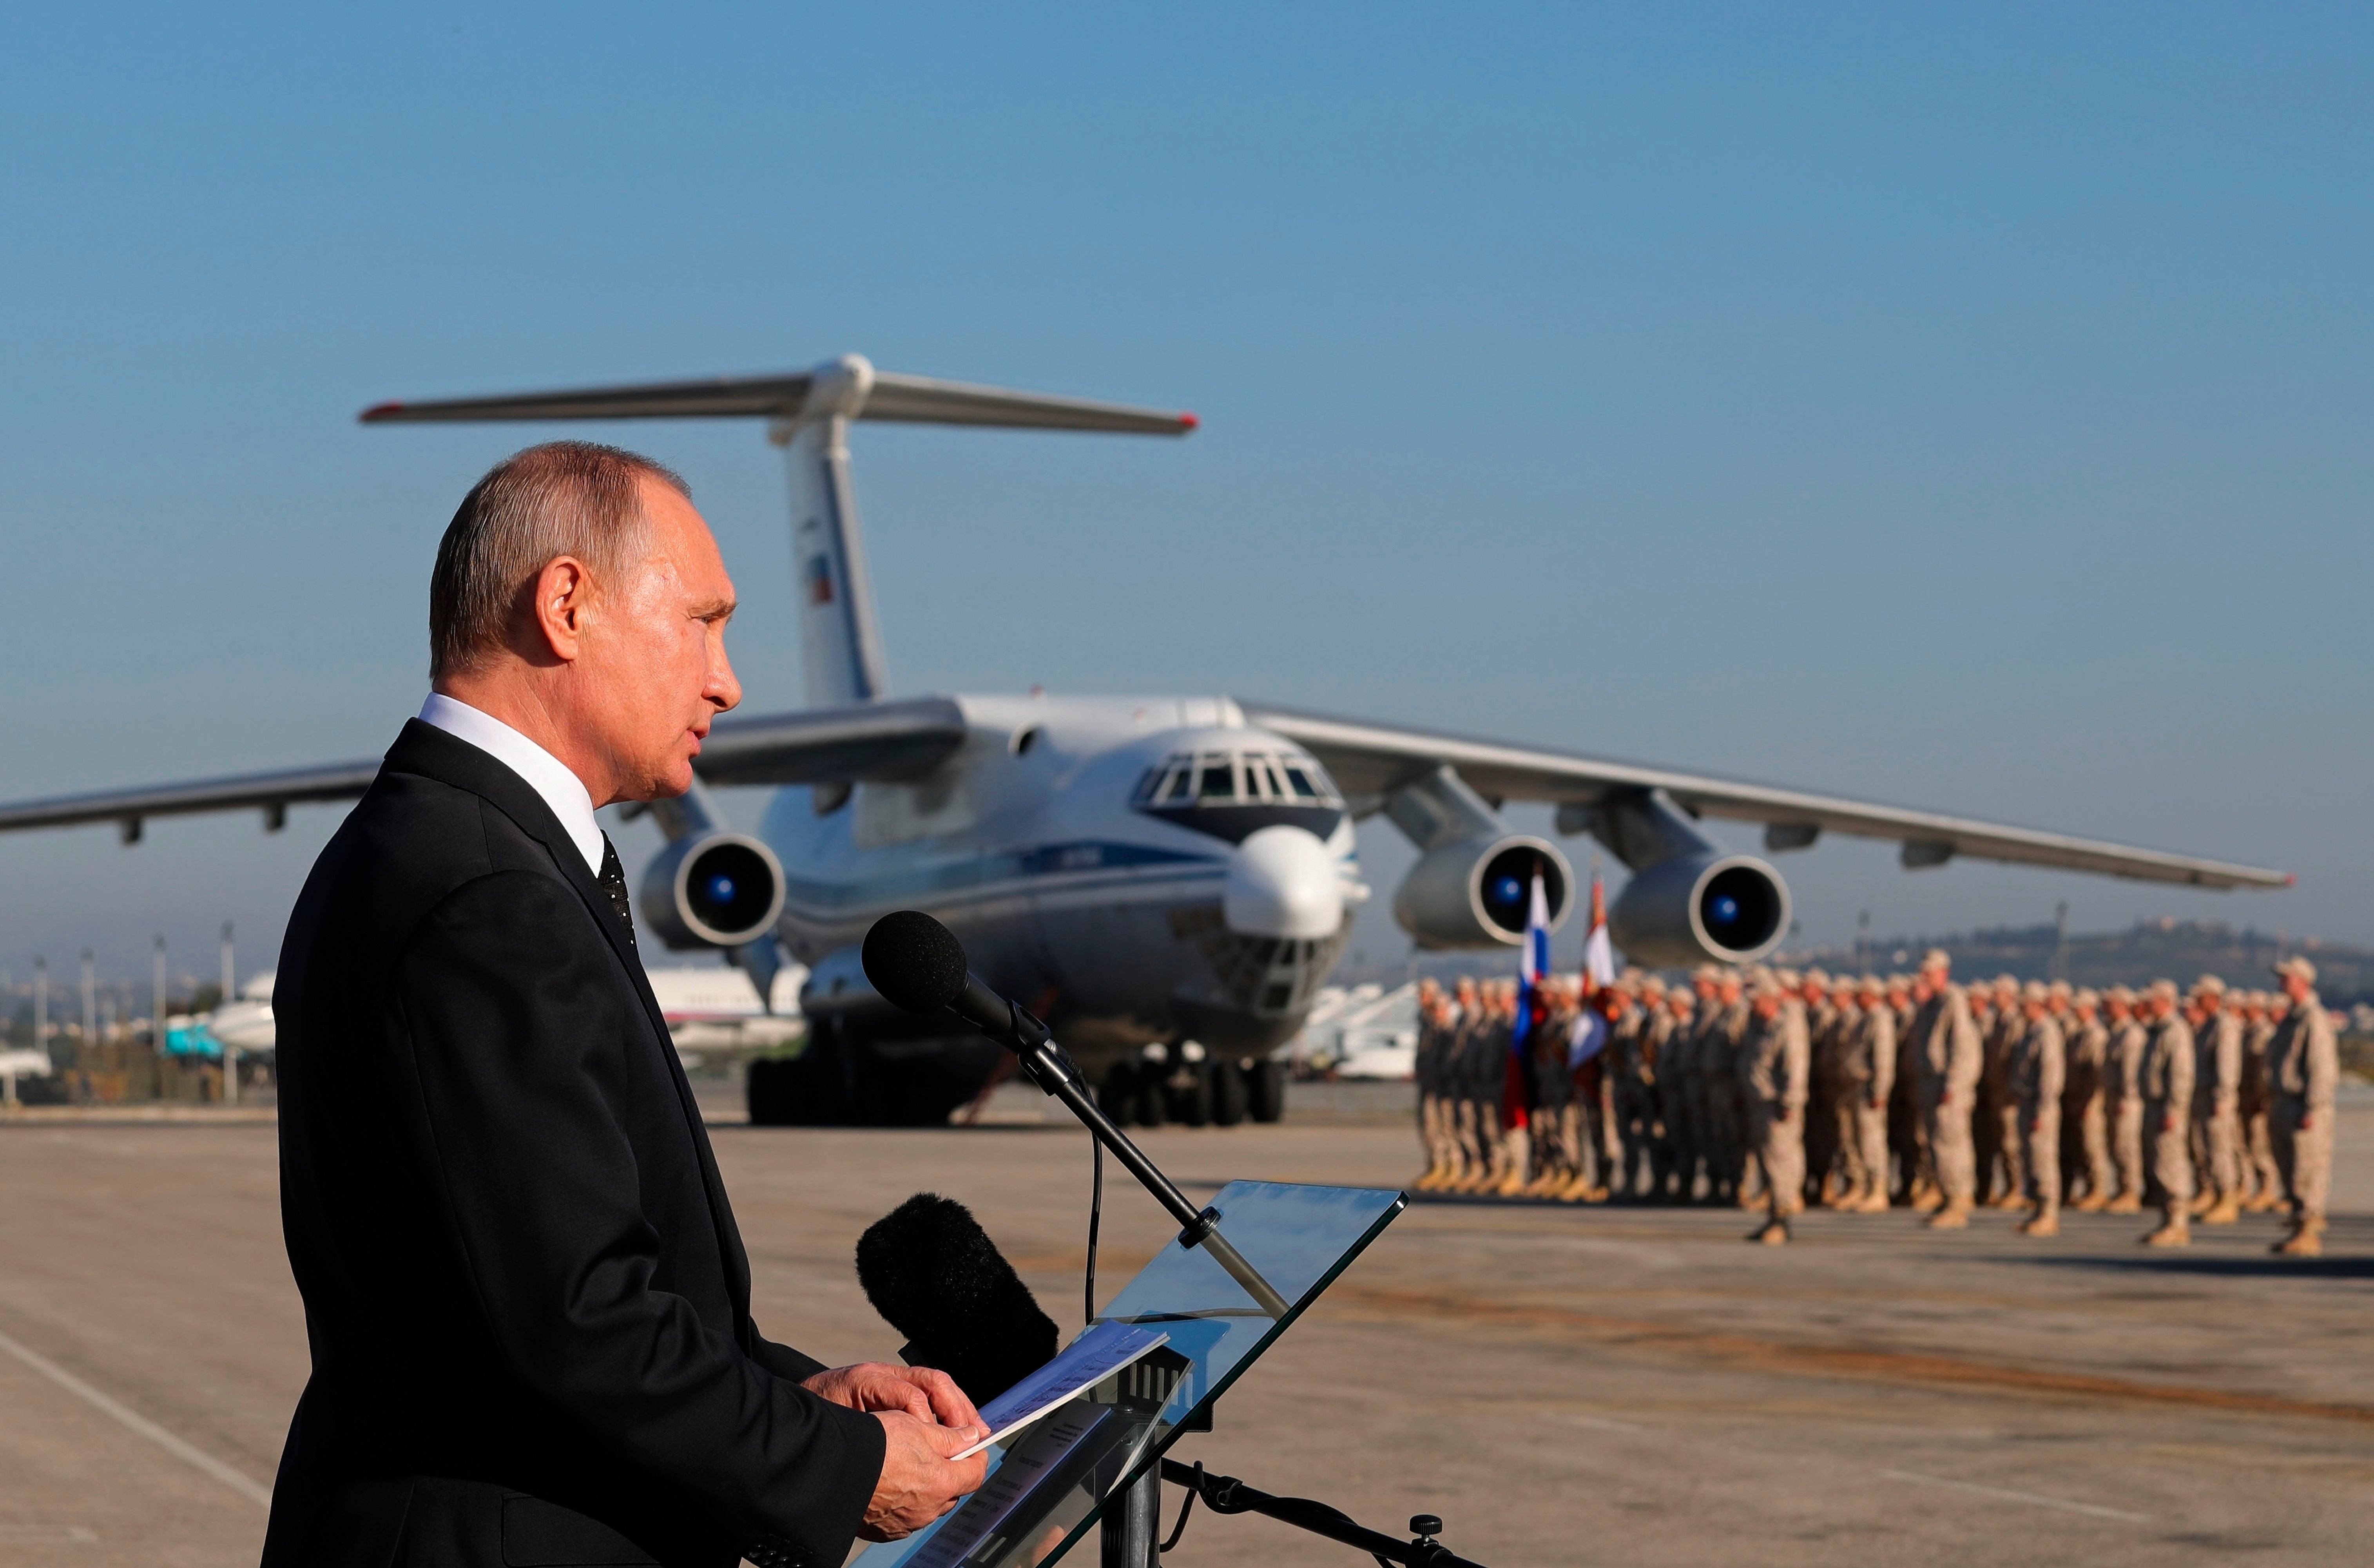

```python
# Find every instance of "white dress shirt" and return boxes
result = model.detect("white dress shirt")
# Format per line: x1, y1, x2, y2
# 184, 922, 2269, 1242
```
417, 692, 605, 876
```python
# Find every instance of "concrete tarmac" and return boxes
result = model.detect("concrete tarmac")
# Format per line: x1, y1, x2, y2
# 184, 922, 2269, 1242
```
2, 1093, 2369, 1568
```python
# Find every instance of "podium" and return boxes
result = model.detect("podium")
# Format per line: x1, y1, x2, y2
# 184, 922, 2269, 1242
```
857, 1179, 1407, 1568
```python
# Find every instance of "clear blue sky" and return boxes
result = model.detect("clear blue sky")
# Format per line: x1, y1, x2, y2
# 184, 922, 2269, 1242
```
2, 4, 2367, 991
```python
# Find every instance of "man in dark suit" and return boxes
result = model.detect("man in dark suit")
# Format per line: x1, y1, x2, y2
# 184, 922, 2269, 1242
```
262, 442, 987, 1568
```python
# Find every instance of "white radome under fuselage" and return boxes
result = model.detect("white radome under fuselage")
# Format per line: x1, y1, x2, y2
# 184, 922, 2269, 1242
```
760, 692, 1366, 1065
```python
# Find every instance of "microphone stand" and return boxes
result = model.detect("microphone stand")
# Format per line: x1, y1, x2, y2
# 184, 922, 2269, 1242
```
985, 996, 1291, 1320
1157, 1459, 1489, 1568
972, 999, 1303, 1568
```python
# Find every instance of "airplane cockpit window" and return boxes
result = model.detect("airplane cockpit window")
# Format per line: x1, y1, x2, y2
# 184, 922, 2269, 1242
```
1132, 748, 1344, 845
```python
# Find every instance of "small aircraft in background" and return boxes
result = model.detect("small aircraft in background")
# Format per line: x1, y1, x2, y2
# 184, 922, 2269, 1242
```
0, 356, 2291, 1126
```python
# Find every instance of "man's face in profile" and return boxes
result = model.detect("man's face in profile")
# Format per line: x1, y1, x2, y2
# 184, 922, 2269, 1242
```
580, 478, 743, 802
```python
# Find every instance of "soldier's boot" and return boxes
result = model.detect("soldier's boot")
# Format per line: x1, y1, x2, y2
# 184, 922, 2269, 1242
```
1748, 1217, 1790, 1246
2203, 1193, 2243, 1226
1493, 1135, 1532, 1198
2104, 1190, 2143, 1215
2187, 1191, 2215, 1219
1852, 1184, 1891, 1214
1925, 1201, 1971, 1231
2142, 1217, 2192, 1247
2017, 1208, 2060, 1238
1911, 1183, 1945, 1214
1986, 1188, 2024, 1211
2244, 1190, 2283, 1214
2072, 1191, 2111, 1214
1558, 1171, 1608, 1204
2273, 1217, 2325, 1258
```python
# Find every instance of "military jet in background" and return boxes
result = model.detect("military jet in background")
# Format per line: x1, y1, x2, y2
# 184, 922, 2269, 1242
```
0, 356, 2291, 1126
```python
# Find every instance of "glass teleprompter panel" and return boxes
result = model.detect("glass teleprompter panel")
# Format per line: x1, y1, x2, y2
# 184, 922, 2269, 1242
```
855, 1180, 1406, 1568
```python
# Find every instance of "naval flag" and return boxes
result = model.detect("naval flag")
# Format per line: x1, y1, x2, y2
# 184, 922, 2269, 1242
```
1582, 865, 1616, 992
1504, 868, 1554, 1130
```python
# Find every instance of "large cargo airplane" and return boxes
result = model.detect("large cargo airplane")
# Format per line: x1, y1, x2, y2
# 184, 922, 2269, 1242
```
0, 356, 2291, 1125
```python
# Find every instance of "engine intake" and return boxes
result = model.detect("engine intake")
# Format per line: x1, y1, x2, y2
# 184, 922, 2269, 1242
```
1607, 851, 1789, 967
1393, 833, 1572, 950
638, 832, 787, 950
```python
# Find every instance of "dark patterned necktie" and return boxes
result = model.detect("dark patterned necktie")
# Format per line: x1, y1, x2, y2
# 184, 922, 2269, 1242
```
597, 836, 637, 947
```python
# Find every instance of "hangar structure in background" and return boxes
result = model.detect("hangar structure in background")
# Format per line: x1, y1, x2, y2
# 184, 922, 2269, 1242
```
0, 355, 2292, 1125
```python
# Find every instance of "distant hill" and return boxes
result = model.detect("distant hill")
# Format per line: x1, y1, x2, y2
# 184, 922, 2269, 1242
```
1783, 918, 2371, 1004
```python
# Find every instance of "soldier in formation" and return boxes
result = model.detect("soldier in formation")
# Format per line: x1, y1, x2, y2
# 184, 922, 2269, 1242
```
1407, 954, 2343, 1256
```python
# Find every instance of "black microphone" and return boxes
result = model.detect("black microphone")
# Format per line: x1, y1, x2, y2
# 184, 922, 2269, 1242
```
856, 1193, 1058, 1407
862, 911, 1292, 1320
862, 910, 1035, 1049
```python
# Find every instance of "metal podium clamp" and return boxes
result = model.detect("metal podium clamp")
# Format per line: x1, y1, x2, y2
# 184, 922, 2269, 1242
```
1156, 1459, 1490, 1568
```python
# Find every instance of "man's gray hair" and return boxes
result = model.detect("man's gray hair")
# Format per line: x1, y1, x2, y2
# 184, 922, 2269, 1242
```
428, 442, 689, 680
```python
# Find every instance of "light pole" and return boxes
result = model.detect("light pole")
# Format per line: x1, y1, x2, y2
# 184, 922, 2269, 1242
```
153, 936, 168, 1052
33, 957, 47, 1063
81, 950, 96, 1050
220, 921, 239, 1107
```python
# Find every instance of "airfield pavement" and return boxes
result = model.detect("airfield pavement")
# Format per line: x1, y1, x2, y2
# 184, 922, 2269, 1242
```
2, 1083, 2371, 1568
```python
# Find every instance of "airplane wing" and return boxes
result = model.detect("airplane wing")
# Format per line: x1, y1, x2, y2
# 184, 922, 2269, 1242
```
0, 698, 970, 841
1238, 701, 2292, 892
691, 696, 968, 785
360, 364, 1197, 436
0, 760, 383, 842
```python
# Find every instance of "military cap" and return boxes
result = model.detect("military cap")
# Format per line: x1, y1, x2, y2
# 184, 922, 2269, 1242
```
1858, 973, 1883, 994
1776, 968, 1802, 989
1803, 967, 1829, 986
2022, 980, 2048, 1002
1920, 948, 1951, 971
1995, 973, 2020, 993
1693, 963, 1721, 983
1639, 974, 1668, 996
2048, 979, 2072, 999
2192, 974, 2227, 997
2074, 988, 2099, 1009
2272, 956, 2317, 983
2105, 983, 2135, 1004
2149, 978, 2178, 999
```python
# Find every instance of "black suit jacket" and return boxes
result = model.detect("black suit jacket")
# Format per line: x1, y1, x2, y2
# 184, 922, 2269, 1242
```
261, 721, 882, 1568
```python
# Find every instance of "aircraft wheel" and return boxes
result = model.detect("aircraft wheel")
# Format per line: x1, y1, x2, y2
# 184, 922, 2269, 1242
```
1099, 1062, 1137, 1124
747, 1058, 789, 1125
1247, 1057, 1288, 1124
1132, 1066, 1169, 1128
1209, 1059, 1249, 1127
1172, 1060, 1214, 1128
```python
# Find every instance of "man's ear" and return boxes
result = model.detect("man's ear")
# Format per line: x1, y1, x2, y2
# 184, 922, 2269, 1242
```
529, 556, 593, 662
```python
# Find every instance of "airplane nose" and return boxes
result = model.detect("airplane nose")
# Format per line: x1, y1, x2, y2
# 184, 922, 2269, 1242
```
1223, 825, 1345, 939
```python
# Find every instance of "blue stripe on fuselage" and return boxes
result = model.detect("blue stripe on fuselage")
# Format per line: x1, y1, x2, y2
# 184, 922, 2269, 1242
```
780, 840, 1221, 914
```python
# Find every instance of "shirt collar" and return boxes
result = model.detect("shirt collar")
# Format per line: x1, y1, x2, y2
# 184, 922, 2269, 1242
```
417, 692, 606, 876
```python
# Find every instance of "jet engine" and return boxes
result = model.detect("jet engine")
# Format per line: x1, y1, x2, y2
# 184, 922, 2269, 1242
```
638, 831, 787, 950
1606, 851, 1789, 967
1393, 833, 1572, 949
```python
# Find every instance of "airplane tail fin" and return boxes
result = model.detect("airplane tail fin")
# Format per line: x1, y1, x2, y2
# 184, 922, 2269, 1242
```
363, 355, 1195, 707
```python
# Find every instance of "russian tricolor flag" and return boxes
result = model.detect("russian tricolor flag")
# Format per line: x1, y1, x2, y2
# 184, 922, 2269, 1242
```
1505, 868, 1553, 1129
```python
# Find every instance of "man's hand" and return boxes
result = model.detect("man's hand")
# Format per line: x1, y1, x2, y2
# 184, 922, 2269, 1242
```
857, 1411, 990, 1542
803, 1363, 982, 1430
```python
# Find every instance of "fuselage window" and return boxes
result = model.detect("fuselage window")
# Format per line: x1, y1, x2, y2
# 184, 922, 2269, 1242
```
1131, 768, 1161, 804
1198, 760, 1236, 801
1282, 765, 1317, 799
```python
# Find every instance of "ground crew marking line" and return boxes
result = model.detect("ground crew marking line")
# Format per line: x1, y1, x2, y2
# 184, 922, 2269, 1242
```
0, 1325, 272, 1507
1878, 1468, 2147, 1523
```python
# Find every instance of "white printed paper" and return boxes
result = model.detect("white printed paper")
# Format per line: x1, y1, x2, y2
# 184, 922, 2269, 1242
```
953, 1321, 1171, 1460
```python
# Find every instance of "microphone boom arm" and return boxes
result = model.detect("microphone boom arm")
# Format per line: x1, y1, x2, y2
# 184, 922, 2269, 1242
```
975, 989, 1291, 1319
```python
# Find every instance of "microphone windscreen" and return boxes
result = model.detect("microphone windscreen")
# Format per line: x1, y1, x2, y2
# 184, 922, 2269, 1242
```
856, 1193, 1059, 1407
863, 911, 970, 1015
